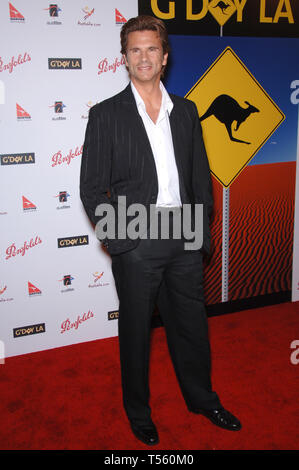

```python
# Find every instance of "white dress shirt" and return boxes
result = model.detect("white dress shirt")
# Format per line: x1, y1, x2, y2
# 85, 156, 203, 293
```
131, 81, 182, 208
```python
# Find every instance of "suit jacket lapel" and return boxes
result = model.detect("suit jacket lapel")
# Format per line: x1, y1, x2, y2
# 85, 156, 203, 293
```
169, 102, 189, 204
169, 106, 181, 171
121, 84, 158, 178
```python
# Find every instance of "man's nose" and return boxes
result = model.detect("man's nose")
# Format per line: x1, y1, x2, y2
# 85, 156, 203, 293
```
140, 50, 149, 61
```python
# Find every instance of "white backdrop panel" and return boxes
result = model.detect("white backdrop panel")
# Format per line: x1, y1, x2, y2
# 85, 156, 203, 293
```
0, 0, 138, 359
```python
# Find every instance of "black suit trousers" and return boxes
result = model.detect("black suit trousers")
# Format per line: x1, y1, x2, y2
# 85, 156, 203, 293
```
111, 211, 221, 426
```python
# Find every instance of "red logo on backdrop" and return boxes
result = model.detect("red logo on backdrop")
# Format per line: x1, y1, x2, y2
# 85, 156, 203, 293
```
44, 4, 62, 25
22, 196, 36, 211
78, 6, 100, 27
0, 285, 13, 303
16, 104, 31, 120
0, 285, 7, 295
0, 52, 31, 74
9, 3, 25, 22
60, 310, 94, 333
82, 6, 94, 20
115, 8, 126, 25
98, 56, 125, 75
88, 271, 109, 288
28, 282, 42, 296
51, 145, 83, 167
5, 236, 42, 260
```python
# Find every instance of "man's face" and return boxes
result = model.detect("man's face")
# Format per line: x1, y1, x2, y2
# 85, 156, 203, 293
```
124, 29, 168, 85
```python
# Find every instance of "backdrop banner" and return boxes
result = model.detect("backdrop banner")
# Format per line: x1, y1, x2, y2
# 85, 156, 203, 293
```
0, 0, 138, 359
139, 0, 299, 37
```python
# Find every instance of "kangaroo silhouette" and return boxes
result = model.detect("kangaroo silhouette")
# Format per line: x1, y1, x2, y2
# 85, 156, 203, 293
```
199, 94, 259, 144
213, 1, 230, 14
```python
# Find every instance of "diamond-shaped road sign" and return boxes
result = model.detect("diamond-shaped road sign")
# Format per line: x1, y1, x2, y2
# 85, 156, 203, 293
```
186, 47, 285, 187
208, 0, 236, 26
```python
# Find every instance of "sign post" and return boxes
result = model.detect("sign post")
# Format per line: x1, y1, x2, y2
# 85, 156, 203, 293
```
222, 186, 230, 302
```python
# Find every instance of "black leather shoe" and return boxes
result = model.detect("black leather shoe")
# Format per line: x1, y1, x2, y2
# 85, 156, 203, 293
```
192, 407, 242, 431
130, 422, 159, 446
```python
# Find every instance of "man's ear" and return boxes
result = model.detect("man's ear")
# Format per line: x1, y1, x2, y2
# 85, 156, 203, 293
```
123, 54, 129, 68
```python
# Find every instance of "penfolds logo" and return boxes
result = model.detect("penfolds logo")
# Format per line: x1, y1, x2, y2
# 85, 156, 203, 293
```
5, 236, 42, 260
0, 52, 31, 74
51, 145, 83, 167
61, 310, 94, 333
98, 56, 125, 75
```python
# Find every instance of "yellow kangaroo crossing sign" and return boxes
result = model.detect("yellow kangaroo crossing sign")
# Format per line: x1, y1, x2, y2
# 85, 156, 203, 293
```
208, 0, 236, 26
186, 47, 285, 187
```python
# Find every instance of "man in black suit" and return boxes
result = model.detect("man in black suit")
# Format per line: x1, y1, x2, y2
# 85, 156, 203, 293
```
80, 15, 241, 446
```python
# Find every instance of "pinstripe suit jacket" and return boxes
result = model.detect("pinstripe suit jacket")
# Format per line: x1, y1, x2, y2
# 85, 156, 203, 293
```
80, 83, 213, 256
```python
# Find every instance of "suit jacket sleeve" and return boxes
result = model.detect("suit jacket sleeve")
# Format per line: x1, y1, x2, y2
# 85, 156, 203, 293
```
80, 105, 112, 232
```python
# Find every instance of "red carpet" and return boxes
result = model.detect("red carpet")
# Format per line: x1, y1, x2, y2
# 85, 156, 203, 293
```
1, 301, 299, 450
